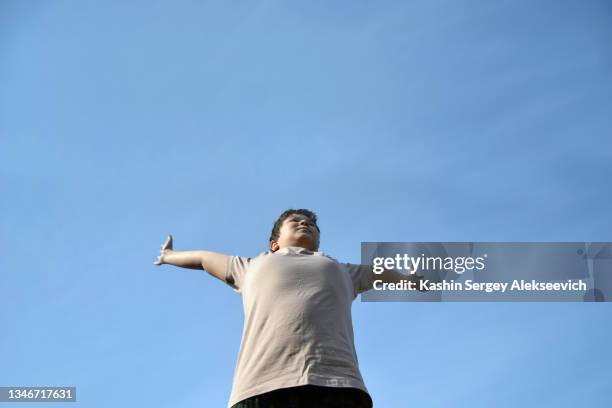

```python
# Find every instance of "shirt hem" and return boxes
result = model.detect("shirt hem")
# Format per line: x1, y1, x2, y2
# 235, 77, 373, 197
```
227, 377, 370, 407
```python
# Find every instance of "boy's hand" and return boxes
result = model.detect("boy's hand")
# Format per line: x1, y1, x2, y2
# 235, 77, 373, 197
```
154, 234, 173, 265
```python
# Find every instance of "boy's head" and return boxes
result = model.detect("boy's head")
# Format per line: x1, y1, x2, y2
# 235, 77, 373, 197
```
269, 209, 320, 252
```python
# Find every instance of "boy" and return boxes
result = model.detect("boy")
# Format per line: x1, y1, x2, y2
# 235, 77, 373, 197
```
154, 209, 386, 407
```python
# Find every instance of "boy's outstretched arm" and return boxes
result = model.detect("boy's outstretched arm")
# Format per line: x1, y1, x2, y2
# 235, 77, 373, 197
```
379, 268, 427, 291
153, 234, 229, 281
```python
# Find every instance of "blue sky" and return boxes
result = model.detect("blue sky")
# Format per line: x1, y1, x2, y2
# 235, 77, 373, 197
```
1, 0, 611, 407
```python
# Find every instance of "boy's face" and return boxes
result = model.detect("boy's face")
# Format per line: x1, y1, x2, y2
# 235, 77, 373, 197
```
270, 213, 320, 252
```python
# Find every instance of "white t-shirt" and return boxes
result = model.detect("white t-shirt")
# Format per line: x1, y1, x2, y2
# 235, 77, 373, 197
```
223, 246, 374, 407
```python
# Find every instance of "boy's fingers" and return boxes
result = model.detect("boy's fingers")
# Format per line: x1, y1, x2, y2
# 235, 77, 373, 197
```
160, 235, 172, 250
156, 235, 173, 264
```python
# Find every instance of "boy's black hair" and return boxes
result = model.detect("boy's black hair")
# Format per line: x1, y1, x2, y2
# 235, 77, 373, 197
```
269, 209, 320, 243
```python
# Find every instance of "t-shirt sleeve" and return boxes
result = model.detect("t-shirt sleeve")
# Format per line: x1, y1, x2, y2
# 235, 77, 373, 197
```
343, 263, 377, 297
225, 255, 252, 293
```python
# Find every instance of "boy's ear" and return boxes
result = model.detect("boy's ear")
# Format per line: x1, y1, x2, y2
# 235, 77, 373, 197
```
270, 241, 280, 252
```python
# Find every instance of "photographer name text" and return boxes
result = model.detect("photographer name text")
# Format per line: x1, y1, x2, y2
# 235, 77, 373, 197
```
373, 279, 587, 293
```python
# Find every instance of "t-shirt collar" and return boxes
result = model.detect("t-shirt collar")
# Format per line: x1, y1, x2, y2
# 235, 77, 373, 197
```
277, 246, 321, 256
